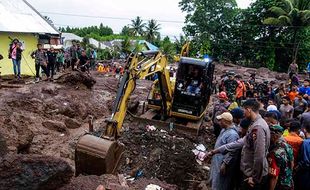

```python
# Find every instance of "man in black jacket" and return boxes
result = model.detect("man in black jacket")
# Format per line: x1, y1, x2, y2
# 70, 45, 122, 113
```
46, 47, 57, 80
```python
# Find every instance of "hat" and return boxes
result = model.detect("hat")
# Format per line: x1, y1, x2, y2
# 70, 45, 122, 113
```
267, 105, 278, 112
228, 71, 235, 76
270, 125, 284, 134
216, 112, 233, 122
268, 110, 282, 121
231, 108, 244, 119
218, 92, 228, 100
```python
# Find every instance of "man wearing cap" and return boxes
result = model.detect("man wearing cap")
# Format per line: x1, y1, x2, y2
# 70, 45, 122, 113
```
210, 112, 240, 190
208, 99, 270, 189
213, 92, 231, 137
268, 125, 294, 190
224, 72, 238, 102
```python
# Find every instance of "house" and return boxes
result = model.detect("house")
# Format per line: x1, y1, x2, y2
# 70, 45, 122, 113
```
62, 33, 109, 50
101, 39, 159, 51
0, 0, 60, 76
61, 32, 83, 49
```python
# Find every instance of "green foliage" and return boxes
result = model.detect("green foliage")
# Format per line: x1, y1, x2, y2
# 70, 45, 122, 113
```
130, 16, 146, 36
160, 36, 176, 62
97, 48, 113, 60
60, 24, 113, 38
263, 0, 310, 67
180, 0, 310, 71
145, 19, 161, 44
121, 25, 132, 36
121, 36, 132, 55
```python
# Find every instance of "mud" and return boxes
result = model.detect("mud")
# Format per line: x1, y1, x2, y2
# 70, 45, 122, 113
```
0, 154, 73, 190
0, 63, 298, 189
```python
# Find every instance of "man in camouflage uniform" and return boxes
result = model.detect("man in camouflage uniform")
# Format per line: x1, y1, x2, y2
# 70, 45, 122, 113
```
224, 72, 238, 102
268, 125, 294, 190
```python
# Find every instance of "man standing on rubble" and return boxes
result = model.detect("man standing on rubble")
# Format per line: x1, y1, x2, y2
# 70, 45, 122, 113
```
208, 99, 270, 190
223, 72, 238, 101
210, 112, 239, 190
69, 41, 78, 70
31, 43, 48, 82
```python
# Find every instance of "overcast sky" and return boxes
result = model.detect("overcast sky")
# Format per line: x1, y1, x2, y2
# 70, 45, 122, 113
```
27, 0, 252, 38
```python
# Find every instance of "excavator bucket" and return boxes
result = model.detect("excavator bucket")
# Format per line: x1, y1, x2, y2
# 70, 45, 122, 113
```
75, 134, 124, 176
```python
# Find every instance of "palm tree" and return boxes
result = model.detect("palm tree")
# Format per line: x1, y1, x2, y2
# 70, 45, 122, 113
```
145, 19, 161, 44
130, 16, 146, 36
263, 0, 310, 60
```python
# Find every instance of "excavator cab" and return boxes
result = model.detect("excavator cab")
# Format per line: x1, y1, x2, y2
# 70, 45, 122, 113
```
171, 57, 214, 119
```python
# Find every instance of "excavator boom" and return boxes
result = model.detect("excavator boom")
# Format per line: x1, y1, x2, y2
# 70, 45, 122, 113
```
75, 51, 174, 176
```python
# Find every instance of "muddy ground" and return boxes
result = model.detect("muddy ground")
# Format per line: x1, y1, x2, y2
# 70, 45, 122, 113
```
0, 63, 300, 190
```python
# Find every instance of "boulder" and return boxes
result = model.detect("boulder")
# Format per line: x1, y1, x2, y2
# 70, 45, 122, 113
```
42, 120, 68, 133
275, 73, 289, 81
0, 154, 73, 190
41, 85, 59, 95
64, 118, 82, 129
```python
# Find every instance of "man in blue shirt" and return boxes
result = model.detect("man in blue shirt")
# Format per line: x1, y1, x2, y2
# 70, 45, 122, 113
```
295, 124, 310, 190
299, 79, 310, 96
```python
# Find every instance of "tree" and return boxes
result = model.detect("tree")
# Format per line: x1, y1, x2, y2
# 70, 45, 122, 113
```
130, 16, 146, 36
179, 0, 239, 58
264, 0, 310, 61
121, 25, 132, 36
121, 36, 132, 55
160, 36, 176, 62
145, 19, 161, 44
81, 37, 90, 50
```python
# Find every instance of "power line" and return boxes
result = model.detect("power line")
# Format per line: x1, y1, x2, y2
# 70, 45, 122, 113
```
40, 11, 185, 24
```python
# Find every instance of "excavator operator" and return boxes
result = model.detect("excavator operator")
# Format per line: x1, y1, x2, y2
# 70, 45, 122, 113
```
186, 67, 202, 95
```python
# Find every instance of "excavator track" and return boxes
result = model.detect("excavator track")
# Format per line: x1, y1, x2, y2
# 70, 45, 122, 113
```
128, 110, 205, 138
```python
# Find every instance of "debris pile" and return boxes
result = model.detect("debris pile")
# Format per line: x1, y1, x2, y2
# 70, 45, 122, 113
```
118, 122, 209, 189
56, 71, 96, 89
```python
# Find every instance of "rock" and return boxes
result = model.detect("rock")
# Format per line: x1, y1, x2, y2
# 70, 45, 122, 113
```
64, 118, 82, 129
257, 67, 270, 77
41, 85, 59, 95
42, 120, 68, 133
128, 95, 140, 113
275, 73, 289, 80
59, 174, 129, 190
0, 154, 73, 190
17, 127, 34, 154
5, 113, 35, 154
149, 148, 164, 162
60, 148, 70, 159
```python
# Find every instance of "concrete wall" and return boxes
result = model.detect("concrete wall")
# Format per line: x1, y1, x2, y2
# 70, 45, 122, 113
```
0, 32, 37, 76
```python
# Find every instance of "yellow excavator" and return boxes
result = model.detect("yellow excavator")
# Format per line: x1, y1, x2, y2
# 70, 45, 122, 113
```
75, 48, 214, 176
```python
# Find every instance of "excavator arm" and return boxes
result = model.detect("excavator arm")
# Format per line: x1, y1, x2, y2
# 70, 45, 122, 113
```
75, 50, 174, 176
105, 51, 173, 138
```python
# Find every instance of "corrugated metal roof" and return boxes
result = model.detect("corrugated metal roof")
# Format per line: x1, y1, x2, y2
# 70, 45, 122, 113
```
62, 32, 83, 42
0, 0, 59, 34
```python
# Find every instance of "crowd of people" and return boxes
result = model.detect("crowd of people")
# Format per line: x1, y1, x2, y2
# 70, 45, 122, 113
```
205, 65, 310, 190
0, 39, 101, 82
